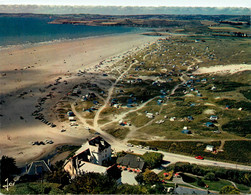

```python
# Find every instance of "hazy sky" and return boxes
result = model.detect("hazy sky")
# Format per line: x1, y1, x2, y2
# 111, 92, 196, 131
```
0, 0, 250, 7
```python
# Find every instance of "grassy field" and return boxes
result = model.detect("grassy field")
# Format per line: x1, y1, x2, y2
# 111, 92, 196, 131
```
1, 182, 63, 194
181, 173, 233, 191
129, 140, 251, 165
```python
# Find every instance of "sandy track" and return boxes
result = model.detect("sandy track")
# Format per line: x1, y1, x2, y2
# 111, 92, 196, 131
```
193, 64, 251, 75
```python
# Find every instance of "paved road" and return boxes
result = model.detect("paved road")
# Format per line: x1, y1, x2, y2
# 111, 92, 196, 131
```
113, 145, 251, 171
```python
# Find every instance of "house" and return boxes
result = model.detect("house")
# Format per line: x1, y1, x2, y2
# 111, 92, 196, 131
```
146, 113, 154, 119
187, 116, 194, 121
206, 122, 214, 127
182, 129, 192, 134
67, 111, 75, 116
26, 160, 51, 175
117, 154, 145, 171
68, 116, 76, 121
64, 136, 113, 178
72, 88, 81, 95
206, 145, 214, 152
210, 115, 218, 121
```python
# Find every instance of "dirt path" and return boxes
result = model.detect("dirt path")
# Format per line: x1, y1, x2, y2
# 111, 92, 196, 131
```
71, 103, 93, 128
218, 140, 225, 151
193, 64, 251, 75
93, 60, 139, 132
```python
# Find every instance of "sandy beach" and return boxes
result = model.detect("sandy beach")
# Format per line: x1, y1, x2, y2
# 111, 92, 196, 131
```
0, 33, 159, 166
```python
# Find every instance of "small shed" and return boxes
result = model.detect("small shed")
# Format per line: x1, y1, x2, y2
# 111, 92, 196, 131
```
206, 145, 214, 152
67, 111, 75, 116
182, 129, 192, 134
26, 160, 51, 175
210, 115, 218, 121
187, 116, 194, 121
206, 122, 214, 127
146, 113, 154, 119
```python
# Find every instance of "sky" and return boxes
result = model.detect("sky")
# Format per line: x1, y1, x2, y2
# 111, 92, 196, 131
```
0, 0, 250, 7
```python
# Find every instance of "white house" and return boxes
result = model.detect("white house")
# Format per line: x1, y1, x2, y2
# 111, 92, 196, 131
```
206, 145, 214, 152
64, 136, 112, 178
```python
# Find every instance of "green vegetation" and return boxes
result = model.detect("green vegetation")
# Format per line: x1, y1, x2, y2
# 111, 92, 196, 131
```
105, 127, 129, 140
216, 99, 251, 111
2, 182, 63, 194
44, 161, 69, 186
214, 141, 251, 164
130, 140, 251, 164
166, 162, 251, 187
182, 174, 232, 191
204, 172, 217, 181
222, 120, 251, 137
0, 156, 20, 187
143, 169, 160, 184
63, 173, 117, 194
240, 89, 251, 100
220, 185, 240, 194
212, 81, 247, 92
142, 152, 164, 169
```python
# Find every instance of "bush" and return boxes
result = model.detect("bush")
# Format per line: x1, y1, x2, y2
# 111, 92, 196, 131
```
64, 173, 117, 194
204, 172, 217, 181
143, 169, 160, 184
142, 152, 163, 169
169, 162, 251, 187
0, 156, 20, 187
222, 120, 251, 137
220, 185, 240, 194
197, 178, 205, 187
135, 173, 144, 184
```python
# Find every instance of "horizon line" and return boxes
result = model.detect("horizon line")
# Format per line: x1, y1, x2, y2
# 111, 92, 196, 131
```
1, 4, 250, 8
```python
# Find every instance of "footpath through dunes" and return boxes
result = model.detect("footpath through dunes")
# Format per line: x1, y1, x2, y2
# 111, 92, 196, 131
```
0, 33, 160, 166
193, 64, 251, 75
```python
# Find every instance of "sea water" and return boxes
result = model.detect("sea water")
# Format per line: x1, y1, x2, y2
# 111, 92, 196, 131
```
0, 16, 143, 46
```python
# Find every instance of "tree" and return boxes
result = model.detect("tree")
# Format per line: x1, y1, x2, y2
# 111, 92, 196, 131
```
204, 172, 217, 181
142, 152, 163, 169
143, 169, 160, 184
135, 173, 144, 184
220, 185, 240, 194
147, 183, 165, 194
0, 156, 20, 186
64, 173, 117, 194
196, 178, 205, 187
116, 184, 148, 194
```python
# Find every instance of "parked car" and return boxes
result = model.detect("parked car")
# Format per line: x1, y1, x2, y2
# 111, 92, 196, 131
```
127, 143, 134, 147
150, 147, 158, 151
195, 156, 204, 160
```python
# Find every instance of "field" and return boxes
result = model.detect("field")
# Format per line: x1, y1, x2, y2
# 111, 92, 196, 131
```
129, 140, 251, 164
47, 17, 251, 165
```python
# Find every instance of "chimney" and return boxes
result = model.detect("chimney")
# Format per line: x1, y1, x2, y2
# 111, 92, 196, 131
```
26, 162, 28, 173
47, 159, 51, 167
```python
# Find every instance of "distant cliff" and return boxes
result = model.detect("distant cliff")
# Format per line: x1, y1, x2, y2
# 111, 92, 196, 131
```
0, 5, 250, 15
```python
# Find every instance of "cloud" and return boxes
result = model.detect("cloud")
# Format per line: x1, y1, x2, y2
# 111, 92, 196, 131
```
0, 5, 250, 15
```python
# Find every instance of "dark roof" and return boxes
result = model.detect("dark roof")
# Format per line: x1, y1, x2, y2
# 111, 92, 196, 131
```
117, 154, 145, 170
88, 136, 111, 152
27, 160, 51, 175
182, 129, 192, 134
72, 148, 91, 161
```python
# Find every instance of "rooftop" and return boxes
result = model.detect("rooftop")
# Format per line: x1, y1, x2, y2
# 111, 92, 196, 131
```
78, 161, 107, 174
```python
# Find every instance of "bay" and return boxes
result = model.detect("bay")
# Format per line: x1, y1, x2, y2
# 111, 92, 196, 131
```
0, 16, 143, 46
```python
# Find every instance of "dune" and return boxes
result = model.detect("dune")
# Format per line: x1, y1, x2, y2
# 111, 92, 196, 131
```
0, 33, 160, 166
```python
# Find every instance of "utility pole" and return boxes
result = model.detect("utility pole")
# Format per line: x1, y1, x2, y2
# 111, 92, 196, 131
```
5, 178, 9, 191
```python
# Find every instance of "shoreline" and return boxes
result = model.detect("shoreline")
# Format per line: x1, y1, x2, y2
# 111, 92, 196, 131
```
0, 32, 161, 167
0, 28, 148, 52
